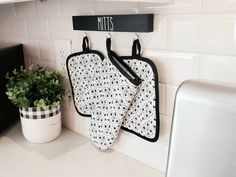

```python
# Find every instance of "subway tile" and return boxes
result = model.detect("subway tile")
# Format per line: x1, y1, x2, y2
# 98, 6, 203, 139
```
71, 36, 84, 53
139, 15, 168, 50
9, 18, 26, 37
140, 0, 202, 14
143, 50, 199, 86
87, 31, 109, 53
48, 17, 76, 39
113, 130, 165, 172
39, 40, 56, 61
159, 83, 166, 115
24, 58, 32, 67
199, 54, 236, 84
94, 2, 139, 15
21, 39, 40, 60
27, 18, 49, 39
159, 115, 172, 145
0, 37, 7, 43
88, 32, 131, 54
35, 0, 61, 17
61, 0, 94, 16
109, 32, 135, 50
0, 37, 20, 44
31, 58, 57, 69
203, 0, 236, 13
168, 14, 236, 56
15, 1, 36, 17
0, 18, 9, 36
0, 4, 15, 17
166, 85, 178, 117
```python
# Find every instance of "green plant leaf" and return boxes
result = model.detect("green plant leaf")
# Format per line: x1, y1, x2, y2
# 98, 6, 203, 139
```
5, 65, 69, 108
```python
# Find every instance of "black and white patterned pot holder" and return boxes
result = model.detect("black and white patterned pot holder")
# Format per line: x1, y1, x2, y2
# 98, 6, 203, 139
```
113, 39, 160, 142
89, 38, 142, 150
66, 36, 104, 117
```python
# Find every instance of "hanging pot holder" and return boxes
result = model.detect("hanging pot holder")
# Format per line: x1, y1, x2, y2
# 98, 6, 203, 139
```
66, 36, 104, 117
107, 39, 160, 142
89, 38, 142, 150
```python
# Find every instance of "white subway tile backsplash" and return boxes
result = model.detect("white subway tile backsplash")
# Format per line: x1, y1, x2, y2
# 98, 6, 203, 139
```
159, 115, 172, 145
203, 0, 236, 13
39, 40, 56, 61
15, 1, 36, 17
61, 0, 94, 16
35, 0, 61, 17
166, 85, 178, 117
24, 58, 32, 67
94, 2, 139, 15
143, 50, 199, 86
0, 18, 9, 36
48, 17, 76, 39
159, 83, 166, 115
168, 14, 236, 56
0, 4, 15, 17
71, 36, 84, 53
87, 31, 110, 52
140, 0, 202, 14
140, 15, 168, 50
27, 18, 49, 39
31, 57, 57, 69
21, 39, 40, 60
9, 18, 26, 37
113, 130, 165, 172
199, 54, 236, 84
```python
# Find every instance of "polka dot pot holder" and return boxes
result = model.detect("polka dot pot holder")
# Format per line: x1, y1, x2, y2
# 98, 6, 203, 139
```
67, 37, 159, 150
89, 48, 142, 150
120, 39, 159, 142
66, 36, 104, 117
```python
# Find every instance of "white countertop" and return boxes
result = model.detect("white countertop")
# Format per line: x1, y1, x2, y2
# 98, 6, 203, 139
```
0, 124, 165, 177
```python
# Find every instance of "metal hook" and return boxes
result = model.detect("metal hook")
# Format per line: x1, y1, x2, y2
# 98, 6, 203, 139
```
133, 33, 139, 40
83, 32, 88, 37
106, 32, 112, 39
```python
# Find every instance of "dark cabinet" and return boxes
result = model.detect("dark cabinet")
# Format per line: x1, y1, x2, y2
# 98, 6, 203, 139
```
0, 43, 24, 133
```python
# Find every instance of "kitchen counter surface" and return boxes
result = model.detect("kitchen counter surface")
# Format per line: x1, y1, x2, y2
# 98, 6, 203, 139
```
1, 124, 165, 177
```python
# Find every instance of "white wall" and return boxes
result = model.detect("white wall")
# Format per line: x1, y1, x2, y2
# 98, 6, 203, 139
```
1, 0, 236, 173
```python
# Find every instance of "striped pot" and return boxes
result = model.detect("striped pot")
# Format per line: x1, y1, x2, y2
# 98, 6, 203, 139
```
19, 105, 61, 143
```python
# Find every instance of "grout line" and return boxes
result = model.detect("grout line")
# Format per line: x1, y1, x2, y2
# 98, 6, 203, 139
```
24, 18, 28, 38
58, 0, 62, 17
13, 3, 16, 18
138, 2, 141, 13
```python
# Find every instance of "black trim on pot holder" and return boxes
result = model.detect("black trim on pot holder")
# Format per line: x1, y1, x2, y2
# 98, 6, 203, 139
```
108, 51, 142, 86
66, 50, 104, 118
120, 55, 160, 142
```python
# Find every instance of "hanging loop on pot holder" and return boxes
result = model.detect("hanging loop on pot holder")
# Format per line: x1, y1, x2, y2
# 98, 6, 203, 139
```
82, 36, 90, 51
132, 39, 141, 57
106, 37, 141, 86
120, 39, 160, 142
106, 37, 112, 53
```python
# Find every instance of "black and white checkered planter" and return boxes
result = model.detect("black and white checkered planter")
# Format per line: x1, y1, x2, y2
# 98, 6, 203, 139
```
19, 105, 61, 143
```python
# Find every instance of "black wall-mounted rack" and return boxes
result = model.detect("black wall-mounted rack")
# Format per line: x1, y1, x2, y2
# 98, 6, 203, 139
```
72, 14, 154, 33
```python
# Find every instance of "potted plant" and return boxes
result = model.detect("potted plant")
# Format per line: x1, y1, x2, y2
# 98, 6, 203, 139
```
5, 65, 69, 143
